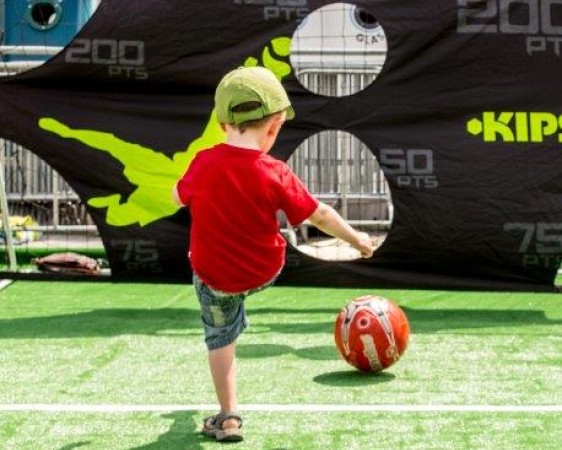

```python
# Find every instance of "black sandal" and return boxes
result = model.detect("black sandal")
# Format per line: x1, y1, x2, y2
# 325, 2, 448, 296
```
202, 412, 243, 442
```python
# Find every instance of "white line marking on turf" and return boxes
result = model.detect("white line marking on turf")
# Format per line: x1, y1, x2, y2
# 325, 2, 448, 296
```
0, 404, 560, 413
0, 279, 13, 291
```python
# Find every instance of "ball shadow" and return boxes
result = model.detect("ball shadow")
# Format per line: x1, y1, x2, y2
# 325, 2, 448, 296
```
313, 370, 396, 387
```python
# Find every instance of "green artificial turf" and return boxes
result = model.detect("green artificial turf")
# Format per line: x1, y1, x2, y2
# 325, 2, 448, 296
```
0, 282, 560, 449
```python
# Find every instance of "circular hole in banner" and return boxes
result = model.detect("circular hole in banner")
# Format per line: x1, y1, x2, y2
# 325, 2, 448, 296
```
290, 2, 387, 97
280, 130, 392, 262
0, 0, 100, 76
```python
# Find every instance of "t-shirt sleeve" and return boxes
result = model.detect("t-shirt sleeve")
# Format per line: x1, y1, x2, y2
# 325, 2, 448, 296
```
276, 162, 319, 226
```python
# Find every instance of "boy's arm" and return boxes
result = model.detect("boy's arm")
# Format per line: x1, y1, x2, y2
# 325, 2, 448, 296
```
307, 202, 375, 258
172, 183, 183, 206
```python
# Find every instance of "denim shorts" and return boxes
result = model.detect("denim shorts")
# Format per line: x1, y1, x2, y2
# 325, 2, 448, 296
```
193, 272, 278, 350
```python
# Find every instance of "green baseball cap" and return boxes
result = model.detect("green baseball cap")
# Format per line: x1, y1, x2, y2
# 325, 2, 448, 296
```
215, 66, 295, 125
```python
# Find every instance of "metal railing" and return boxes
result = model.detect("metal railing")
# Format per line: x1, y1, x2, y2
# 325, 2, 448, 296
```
0, 138, 94, 230
0, 45, 62, 76
288, 129, 393, 228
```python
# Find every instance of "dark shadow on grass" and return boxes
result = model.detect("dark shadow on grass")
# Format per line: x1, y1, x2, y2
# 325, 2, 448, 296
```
128, 411, 205, 450
237, 343, 292, 358
0, 308, 202, 339
0, 305, 560, 340
313, 370, 396, 387
401, 306, 562, 333
57, 443, 90, 450
237, 344, 340, 361
249, 307, 562, 335
294, 345, 340, 360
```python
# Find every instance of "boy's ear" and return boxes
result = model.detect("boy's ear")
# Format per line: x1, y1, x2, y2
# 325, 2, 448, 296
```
269, 114, 285, 135
267, 120, 279, 138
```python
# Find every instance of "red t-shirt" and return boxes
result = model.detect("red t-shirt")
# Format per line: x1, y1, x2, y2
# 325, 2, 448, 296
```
176, 143, 318, 293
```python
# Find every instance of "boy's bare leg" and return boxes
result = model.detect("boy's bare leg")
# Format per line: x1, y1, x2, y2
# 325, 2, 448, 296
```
208, 343, 241, 429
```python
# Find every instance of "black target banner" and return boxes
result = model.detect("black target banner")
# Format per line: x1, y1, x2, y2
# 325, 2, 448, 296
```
1, 0, 561, 291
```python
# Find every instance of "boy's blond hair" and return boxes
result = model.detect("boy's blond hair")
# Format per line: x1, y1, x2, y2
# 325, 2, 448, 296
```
229, 101, 283, 133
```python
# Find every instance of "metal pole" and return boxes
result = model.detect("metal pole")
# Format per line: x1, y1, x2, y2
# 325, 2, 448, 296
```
53, 173, 60, 229
0, 152, 17, 270
340, 130, 349, 220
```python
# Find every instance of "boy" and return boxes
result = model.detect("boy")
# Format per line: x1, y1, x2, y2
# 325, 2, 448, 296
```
173, 66, 374, 442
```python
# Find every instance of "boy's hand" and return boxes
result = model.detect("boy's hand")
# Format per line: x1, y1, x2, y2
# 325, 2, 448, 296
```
354, 232, 375, 258
308, 203, 376, 258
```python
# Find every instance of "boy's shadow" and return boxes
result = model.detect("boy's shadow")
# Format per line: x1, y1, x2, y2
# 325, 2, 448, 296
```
128, 411, 206, 450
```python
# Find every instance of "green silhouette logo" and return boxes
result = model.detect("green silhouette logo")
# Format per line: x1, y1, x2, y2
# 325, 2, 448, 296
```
39, 37, 292, 226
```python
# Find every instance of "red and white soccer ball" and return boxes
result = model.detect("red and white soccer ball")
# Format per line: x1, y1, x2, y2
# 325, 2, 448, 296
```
334, 295, 410, 373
